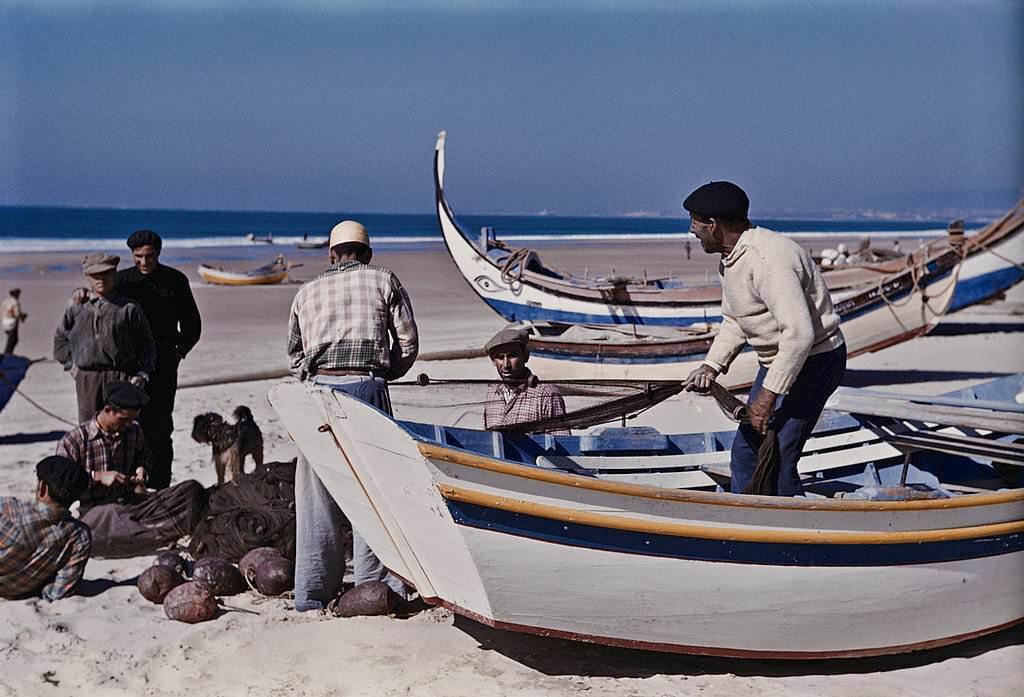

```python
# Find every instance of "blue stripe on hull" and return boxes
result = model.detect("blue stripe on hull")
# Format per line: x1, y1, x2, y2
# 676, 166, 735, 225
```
446, 499, 1024, 567
950, 267, 1024, 313
483, 298, 722, 326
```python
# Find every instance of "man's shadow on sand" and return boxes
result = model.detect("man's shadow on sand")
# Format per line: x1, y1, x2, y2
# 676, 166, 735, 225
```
455, 616, 1024, 678
75, 577, 139, 598
0, 430, 66, 446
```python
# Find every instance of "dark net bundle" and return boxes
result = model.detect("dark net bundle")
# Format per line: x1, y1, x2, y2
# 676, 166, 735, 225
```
188, 459, 297, 563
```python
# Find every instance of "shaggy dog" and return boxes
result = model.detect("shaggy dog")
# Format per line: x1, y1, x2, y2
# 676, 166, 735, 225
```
191, 406, 264, 485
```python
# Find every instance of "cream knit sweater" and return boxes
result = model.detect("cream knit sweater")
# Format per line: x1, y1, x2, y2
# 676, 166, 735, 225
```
703, 227, 844, 394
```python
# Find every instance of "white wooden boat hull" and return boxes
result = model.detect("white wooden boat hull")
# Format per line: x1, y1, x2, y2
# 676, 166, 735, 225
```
269, 382, 1024, 658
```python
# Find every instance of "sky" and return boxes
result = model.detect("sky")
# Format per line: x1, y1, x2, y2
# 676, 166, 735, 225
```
1, 0, 1021, 217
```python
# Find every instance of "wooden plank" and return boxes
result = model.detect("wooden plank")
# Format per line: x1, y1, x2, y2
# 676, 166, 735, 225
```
827, 391, 1024, 433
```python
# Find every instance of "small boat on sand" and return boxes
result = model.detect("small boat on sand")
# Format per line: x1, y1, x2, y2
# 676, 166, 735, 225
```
245, 232, 274, 244
197, 256, 291, 286
296, 238, 329, 250
271, 373, 1024, 658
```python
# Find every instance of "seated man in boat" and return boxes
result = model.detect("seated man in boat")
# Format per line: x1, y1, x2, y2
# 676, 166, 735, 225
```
0, 455, 92, 601
483, 326, 569, 436
682, 181, 846, 496
287, 219, 419, 612
55, 380, 207, 558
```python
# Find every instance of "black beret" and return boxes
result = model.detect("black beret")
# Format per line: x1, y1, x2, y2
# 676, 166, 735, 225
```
36, 455, 91, 506
484, 327, 529, 354
683, 181, 750, 221
103, 380, 150, 410
126, 229, 163, 251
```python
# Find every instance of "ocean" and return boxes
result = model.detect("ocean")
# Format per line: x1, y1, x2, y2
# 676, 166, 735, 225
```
0, 205, 975, 259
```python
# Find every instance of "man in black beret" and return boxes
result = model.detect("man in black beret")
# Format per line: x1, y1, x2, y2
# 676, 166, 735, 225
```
55, 380, 207, 557
117, 229, 202, 490
483, 326, 568, 435
682, 181, 847, 496
0, 456, 92, 600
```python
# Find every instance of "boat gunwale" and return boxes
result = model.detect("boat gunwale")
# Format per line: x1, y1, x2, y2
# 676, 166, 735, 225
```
416, 441, 1024, 512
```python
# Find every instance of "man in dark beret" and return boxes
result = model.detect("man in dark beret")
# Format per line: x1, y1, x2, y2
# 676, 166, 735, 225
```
55, 380, 207, 557
54, 251, 157, 424
117, 229, 202, 490
682, 181, 847, 496
483, 326, 568, 435
0, 456, 92, 600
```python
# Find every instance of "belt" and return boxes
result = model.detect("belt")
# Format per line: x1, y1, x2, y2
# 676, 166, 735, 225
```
316, 368, 382, 378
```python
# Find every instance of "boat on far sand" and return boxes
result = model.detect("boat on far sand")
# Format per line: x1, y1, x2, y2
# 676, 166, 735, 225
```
271, 372, 1024, 658
296, 237, 329, 250
197, 256, 292, 286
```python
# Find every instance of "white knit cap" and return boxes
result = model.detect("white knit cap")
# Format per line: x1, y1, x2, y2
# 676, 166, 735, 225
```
329, 220, 370, 248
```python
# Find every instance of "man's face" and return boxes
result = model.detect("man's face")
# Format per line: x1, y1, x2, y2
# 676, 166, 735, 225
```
86, 270, 117, 297
99, 406, 139, 433
132, 245, 160, 275
689, 215, 723, 254
489, 344, 528, 383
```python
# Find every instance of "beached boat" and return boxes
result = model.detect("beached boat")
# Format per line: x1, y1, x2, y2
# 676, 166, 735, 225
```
245, 232, 274, 244
0, 354, 30, 414
269, 373, 1024, 658
296, 238, 329, 250
434, 131, 1024, 326
521, 235, 961, 381
197, 257, 291, 286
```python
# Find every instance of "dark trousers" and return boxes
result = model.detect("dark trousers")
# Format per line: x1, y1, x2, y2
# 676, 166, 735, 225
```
78, 480, 208, 558
142, 353, 180, 489
74, 368, 131, 424
730, 344, 847, 496
2, 327, 16, 356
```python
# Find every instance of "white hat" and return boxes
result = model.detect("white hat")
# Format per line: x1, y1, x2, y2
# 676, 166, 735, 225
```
329, 220, 370, 248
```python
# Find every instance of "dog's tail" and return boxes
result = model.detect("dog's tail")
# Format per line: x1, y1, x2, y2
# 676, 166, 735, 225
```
232, 405, 255, 423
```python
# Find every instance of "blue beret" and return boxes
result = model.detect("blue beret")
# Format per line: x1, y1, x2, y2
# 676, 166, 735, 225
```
36, 455, 90, 506
103, 380, 149, 410
683, 181, 750, 221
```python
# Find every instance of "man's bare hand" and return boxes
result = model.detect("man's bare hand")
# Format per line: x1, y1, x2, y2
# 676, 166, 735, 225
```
94, 470, 126, 487
747, 388, 778, 434
684, 364, 719, 393
129, 375, 147, 388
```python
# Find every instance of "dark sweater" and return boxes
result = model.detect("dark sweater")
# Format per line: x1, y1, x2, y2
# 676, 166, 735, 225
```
117, 264, 202, 360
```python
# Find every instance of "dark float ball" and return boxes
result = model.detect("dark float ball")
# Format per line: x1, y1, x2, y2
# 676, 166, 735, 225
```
163, 582, 218, 623
239, 547, 283, 581
138, 565, 185, 604
254, 556, 294, 596
192, 557, 246, 596
153, 551, 191, 578
331, 581, 396, 617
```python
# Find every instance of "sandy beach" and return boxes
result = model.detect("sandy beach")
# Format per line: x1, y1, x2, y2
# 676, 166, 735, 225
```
1, 241, 1023, 696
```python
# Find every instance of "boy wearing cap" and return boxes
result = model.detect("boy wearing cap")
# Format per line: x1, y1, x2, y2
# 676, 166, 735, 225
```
483, 326, 568, 435
287, 220, 419, 611
117, 230, 202, 490
682, 181, 846, 496
54, 252, 157, 424
0, 456, 92, 601
56, 380, 206, 558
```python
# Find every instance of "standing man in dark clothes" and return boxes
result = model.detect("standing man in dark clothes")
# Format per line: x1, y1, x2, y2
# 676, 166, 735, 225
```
54, 253, 156, 425
117, 230, 202, 490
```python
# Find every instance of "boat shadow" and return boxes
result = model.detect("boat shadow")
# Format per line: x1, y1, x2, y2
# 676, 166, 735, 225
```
454, 616, 1024, 677
0, 430, 67, 446
840, 369, 1011, 388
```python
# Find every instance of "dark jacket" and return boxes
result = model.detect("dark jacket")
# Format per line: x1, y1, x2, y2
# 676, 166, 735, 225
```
117, 264, 202, 361
53, 294, 156, 374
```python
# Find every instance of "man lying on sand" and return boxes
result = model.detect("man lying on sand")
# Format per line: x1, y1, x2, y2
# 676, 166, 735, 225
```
55, 380, 207, 558
0, 456, 92, 601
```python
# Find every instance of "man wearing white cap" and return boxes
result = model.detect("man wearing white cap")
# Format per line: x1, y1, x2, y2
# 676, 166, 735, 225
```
287, 219, 419, 612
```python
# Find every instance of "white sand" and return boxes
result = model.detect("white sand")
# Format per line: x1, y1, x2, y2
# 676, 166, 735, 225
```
1, 246, 1022, 696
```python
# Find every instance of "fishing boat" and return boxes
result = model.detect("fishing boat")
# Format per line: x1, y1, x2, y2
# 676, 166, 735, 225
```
245, 232, 274, 244
296, 238, 329, 250
269, 373, 1024, 658
197, 256, 291, 286
434, 131, 1024, 326
0, 354, 30, 414
521, 234, 961, 381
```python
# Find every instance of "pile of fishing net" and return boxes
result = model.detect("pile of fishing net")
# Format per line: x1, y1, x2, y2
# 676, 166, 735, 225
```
188, 459, 297, 562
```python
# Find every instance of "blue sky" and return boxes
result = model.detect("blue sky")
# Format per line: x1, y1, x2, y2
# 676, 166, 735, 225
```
1, 1, 1021, 216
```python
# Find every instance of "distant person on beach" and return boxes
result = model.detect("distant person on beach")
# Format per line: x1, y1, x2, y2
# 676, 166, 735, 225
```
483, 326, 568, 435
54, 252, 157, 424
1, 288, 27, 356
0, 456, 91, 601
682, 181, 846, 496
117, 230, 202, 490
55, 381, 206, 558
685, 240, 692, 260
287, 219, 419, 612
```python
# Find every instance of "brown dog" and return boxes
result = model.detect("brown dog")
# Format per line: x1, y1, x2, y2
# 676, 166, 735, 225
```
191, 406, 264, 485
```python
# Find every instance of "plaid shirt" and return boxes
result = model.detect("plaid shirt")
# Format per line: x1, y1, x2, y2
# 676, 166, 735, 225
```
287, 261, 418, 381
0, 498, 91, 601
56, 419, 150, 505
484, 371, 569, 435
